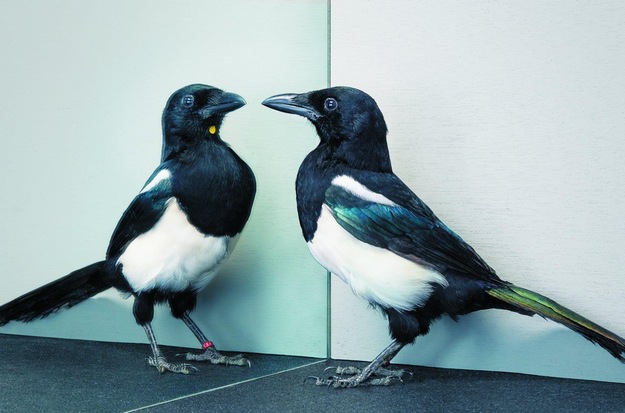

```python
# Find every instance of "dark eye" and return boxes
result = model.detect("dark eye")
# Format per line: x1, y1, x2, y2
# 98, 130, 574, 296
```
182, 95, 195, 107
324, 97, 338, 112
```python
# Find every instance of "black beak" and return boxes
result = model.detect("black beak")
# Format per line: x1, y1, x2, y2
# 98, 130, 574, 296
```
200, 92, 246, 118
262, 93, 321, 121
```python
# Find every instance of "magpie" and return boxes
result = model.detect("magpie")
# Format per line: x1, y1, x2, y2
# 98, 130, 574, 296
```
0, 84, 256, 374
262, 86, 625, 387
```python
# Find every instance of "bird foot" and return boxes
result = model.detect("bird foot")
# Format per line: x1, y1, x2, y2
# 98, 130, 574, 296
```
335, 365, 410, 379
182, 346, 251, 367
147, 356, 198, 375
310, 365, 410, 388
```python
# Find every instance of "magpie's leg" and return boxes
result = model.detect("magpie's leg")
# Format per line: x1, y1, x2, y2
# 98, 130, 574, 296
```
134, 293, 196, 374
179, 312, 251, 367
167, 293, 250, 367
314, 340, 408, 388
333, 365, 410, 379
143, 323, 197, 374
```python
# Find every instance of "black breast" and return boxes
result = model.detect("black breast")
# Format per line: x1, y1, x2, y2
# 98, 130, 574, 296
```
170, 142, 256, 237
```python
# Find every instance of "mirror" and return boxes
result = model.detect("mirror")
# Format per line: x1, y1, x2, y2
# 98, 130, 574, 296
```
0, 2, 330, 404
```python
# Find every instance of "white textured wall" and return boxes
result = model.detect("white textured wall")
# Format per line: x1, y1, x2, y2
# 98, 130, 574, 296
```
0, 0, 329, 358
330, 1, 625, 382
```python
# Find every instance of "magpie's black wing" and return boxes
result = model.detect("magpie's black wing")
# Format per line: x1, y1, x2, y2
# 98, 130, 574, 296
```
106, 168, 174, 259
325, 172, 499, 281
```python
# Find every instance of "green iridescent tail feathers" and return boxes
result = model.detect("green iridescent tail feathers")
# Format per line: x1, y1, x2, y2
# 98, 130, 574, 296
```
487, 285, 625, 362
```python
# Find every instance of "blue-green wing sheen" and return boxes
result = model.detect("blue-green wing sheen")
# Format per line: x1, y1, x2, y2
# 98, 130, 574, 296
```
324, 180, 498, 281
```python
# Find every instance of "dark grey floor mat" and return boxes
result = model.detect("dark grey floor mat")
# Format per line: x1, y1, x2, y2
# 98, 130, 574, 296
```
2, 334, 623, 413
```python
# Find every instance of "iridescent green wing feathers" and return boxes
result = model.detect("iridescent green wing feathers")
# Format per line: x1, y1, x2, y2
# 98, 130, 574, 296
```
324, 176, 498, 280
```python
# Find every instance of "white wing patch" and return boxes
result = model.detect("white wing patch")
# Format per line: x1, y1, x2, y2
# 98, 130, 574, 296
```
331, 175, 396, 206
308, 205, 448, 311
141, 169, 171, 194
117, 198, 238, 293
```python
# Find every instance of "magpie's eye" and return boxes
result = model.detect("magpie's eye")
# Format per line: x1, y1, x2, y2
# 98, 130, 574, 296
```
324, 97, 338, 112
182, 95, 195, 107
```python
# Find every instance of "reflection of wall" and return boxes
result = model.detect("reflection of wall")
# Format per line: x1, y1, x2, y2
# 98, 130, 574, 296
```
330, 1, 625, 383
0, 1, 329, 358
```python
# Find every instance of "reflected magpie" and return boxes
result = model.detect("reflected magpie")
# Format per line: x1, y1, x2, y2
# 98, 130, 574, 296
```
0, 84, 256, 374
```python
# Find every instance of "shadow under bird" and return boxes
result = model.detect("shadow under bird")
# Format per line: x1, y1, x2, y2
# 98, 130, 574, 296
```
0, 84, 256, 374
262, 86, 625, 387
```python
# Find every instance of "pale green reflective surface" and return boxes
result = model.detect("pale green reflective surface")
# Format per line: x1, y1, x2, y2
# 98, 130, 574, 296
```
0, 0, 329, 358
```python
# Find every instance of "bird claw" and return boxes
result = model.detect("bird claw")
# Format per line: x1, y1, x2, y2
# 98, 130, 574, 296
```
307, 365, 412, 388
147, 356, 198, 375
323, 365, 364, 376
335, 366, 362, 376
182, 347, 251, 367
303, 375, 348, 388
315, 375, 361, 388
317, 374, 403, 388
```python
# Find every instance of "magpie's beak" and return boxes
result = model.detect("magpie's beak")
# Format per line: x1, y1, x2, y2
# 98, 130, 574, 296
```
262, 93, 321, 121
200, 92, 246, 118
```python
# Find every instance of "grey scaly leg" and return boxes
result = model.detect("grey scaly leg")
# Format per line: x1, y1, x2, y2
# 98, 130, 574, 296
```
180, 312, 250, 367
143, 323, 197, 374
315, 340, 409, 387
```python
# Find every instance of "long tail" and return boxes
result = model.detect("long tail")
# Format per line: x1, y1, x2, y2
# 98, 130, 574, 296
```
0, 261, 111, 326
487, 285, 625, 362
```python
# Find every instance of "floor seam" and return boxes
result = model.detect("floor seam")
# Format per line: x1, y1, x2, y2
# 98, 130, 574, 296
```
124, 359, 327, 412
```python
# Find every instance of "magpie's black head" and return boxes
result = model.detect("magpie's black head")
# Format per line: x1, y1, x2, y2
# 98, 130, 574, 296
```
161, 84, 246, 160
262, 86, 392, 172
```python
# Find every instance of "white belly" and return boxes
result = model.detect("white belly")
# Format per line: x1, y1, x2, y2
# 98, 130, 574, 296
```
308, 205, 448, 311
118, 198, 238, 293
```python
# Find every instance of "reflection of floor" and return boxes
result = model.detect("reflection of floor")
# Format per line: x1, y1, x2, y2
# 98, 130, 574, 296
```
2, 334, 624, 412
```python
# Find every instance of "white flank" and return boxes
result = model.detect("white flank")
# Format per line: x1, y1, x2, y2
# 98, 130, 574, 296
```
141, 169, 171, 194
331, 175, 397, 206
117, 198, 238, 292
308, 205, 448, 311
